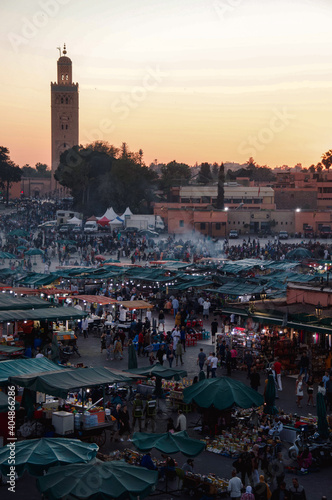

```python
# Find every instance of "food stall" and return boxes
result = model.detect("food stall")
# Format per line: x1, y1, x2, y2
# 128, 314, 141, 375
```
8, 366, 135, 446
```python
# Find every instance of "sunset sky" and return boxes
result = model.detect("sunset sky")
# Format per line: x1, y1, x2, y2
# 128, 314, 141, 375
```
1, 0, 332, 170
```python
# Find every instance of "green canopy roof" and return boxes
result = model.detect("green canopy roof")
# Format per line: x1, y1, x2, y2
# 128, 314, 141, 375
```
0, 391, 19, 413
132, 431, 205, 457
183, 376, 264, 410
9, 367, 133, 398
0, 345, 25, 354
0, 438, 98, 477
0, 358, 66, 386
0, 306, 88, 322
0, 295, 50, 311
16, 273, 58, 286
126, 363, 187, 380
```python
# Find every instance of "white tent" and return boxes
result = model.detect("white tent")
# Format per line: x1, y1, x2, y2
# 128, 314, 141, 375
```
121, 207, 133, 218
67, 216, 82, 225
102, 207, 118, 220
109, 217, 124, 226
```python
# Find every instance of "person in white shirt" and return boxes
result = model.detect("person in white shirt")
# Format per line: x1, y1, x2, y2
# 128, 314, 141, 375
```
176, 410, 187, 431
172, 328, 180, 350
203, 300, 211, 320
210, 352, 218, 378
35, 347, 44, 358
206, 352, 213, 378
228, 469, 243, 499
82, 317, 89, 339
119, 306, 127, 322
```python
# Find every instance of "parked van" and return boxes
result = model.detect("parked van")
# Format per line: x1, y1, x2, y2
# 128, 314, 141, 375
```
84, 221, 98, 233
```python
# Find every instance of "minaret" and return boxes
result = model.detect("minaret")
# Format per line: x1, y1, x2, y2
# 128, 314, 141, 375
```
50, 44, 79, 193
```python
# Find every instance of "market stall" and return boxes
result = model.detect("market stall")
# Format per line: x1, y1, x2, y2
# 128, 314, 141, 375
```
8, 366, 135, 445
126, 363, 187, 398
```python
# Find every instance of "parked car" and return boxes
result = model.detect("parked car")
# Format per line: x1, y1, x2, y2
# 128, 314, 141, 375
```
140, 229, 159, 238
229, 230, 238, 239
38, 220, 57, 229
304, 225, 314, 238
319, 225, 331, 238
279, 231, 289, 239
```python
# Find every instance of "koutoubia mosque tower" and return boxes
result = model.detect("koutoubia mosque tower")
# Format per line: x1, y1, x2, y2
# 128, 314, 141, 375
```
50, 44, 79, 191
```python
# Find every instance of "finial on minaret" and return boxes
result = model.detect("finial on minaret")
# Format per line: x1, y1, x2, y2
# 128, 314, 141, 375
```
63, 43, 67, 55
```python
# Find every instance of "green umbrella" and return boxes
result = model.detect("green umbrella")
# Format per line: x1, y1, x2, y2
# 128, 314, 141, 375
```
0, 251, 16, 259
25, 248, 44, 256
17, 245, 27, 251
126, 363, 187, 381
37, 460, 158, 500
132, 430, 205, 457
263, 374, 279, 415
199, 370, 205, 381
0, 438, 98, 477
183, 376, 264, 410
286, 248, 312, 261
317, 392, 329, 439
8, 229, 28, 237
128, 343, 138, 370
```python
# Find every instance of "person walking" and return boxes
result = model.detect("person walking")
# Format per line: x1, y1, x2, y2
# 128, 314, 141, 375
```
241, 486, 255, 500
197, 348, 206, 372
175, 341, 184, 366
156, 345, 165, 365
273, 358, 282, 391
210, 352, 218, 378
326, 373, 332, 411
296, 375, 304, 408
158, 310, 165, 330
211, 317, 218, 344
180, 326, 186, 352
172, 297, 179, 317
206, 352, 213, 378
176, 410, 187, 431
288, 478, 306, 500
244, 351, 254, 379
166, 343, 174, 368
226, 346, 232, 376
253, 475, 272, 500
238, 445, 253, 487
228, 469, 243, 500
105, 331, 113, 361
132, 394, 144, 432
306, 375, 314, 406
271, 481, 290, 500
299, 352, 309, 382
82, 317, 89, 339
249, 367, 260, 391
202, 299, 211, 320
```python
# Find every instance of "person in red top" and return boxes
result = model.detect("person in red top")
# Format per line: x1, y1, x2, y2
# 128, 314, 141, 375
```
273, 357, 282, 391
138, 331, 144, 356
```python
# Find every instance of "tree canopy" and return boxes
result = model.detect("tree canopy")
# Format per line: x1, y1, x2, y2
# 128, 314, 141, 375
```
197, 162, 212, 184
321, 150, 332, 170
0, 147, 22, 205
159, 160, 191, 199
54, 142, 158, 215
